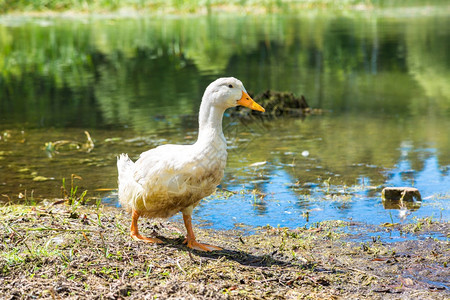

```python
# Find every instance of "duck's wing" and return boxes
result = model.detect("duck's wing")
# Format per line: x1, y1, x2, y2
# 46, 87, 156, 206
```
135, 144, 192, 174
118, 145, 189, 207
133, 144, 199, 193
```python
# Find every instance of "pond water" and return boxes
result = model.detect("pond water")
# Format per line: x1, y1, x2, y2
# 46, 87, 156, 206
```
0, 9, 449, 234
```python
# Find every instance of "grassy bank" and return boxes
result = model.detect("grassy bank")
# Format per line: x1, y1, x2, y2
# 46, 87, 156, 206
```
1, 201, 448, 299
0, 0, 447, 15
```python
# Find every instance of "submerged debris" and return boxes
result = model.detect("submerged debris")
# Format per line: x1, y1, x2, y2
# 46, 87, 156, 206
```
44, 131, 95, 157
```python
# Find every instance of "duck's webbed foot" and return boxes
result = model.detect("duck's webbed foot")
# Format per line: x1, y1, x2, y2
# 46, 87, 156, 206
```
130, 210, 163, 244
131, 233, 163, 244
183, 238, 222, 251
182, 214, 222, 252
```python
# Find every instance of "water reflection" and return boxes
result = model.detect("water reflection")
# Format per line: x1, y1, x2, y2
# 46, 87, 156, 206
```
0, 12, 449, 229
1, 13, 449, 129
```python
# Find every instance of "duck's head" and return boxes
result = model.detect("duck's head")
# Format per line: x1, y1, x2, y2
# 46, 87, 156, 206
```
203, 77, 265, 112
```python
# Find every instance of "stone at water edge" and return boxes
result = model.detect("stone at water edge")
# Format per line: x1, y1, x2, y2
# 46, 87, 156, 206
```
382, 187, 422, 202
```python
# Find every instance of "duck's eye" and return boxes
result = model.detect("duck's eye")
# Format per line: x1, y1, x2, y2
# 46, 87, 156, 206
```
228, 84, 233, 88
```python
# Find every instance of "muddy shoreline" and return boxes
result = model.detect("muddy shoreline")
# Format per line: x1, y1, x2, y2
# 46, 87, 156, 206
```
1, 202, 448, 299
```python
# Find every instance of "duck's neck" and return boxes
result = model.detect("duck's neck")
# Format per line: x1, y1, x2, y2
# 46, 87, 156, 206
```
196, 101, 226, 144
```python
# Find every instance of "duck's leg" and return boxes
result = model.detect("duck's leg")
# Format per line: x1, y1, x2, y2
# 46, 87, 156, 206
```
182, 213, 222, 251
130, 210, 163, 244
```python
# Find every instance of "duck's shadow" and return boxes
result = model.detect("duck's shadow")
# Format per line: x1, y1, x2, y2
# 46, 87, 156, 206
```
158, 236, 302, 268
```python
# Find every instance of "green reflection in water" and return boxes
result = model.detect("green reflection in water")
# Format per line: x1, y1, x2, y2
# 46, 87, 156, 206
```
1, 12, 449, 129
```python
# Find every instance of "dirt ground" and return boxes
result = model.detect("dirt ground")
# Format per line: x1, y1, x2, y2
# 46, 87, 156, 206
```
0, 202, 448, 299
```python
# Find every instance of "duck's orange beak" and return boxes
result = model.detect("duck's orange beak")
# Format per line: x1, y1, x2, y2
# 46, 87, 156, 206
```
237, 91, 265, 112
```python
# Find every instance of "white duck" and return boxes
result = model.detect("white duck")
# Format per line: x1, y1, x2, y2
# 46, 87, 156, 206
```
117, 77, 264, 251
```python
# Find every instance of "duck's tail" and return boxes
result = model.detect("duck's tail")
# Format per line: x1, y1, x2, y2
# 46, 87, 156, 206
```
117, 154, 140, 209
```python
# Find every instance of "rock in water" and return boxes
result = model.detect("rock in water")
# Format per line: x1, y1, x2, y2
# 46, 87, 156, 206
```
231, 91, 314, 118
382, 187, 422, 202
